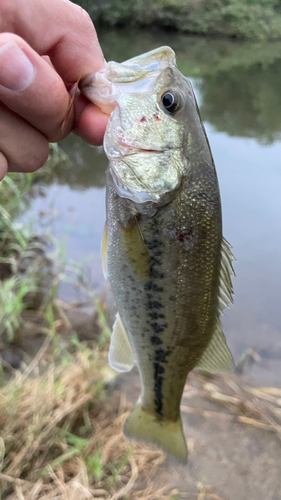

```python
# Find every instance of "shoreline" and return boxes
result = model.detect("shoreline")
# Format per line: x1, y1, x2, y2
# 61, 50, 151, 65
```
74, 0, 281, 41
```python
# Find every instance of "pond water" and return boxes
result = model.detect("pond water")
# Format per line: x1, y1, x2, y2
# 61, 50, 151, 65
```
23, 29, 281, 382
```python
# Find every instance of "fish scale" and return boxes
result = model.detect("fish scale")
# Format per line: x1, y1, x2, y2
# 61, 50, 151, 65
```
107, 166, 222, 420
81, 46, 235, 463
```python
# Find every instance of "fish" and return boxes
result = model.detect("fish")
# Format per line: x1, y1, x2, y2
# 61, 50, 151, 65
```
81, 46, 235, 464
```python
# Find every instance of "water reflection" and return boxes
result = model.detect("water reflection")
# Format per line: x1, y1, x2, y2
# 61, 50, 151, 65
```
53, 30, 281, 191
198, 59, 281, 143
101, 30, 281, 144
57, 135, 107, 189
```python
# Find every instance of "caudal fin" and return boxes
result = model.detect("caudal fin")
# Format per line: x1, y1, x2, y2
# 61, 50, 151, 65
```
124, 402, 187, 464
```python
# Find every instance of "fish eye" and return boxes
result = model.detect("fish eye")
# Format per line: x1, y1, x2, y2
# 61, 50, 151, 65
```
161, 90, 180, 113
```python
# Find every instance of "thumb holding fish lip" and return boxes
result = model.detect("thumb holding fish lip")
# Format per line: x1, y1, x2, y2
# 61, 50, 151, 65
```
0, 32, 71, 180
0, 34, 74, 139
0, 0, 109, 180
72, 92, 109, 146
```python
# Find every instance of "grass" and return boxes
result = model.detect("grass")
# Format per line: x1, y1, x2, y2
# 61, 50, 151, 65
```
0, 146, 69, 347
0, 158, 177, 499
0, 326, 174, 500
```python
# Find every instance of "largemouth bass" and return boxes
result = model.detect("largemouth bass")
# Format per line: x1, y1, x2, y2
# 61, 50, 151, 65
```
81, 47, 235, 463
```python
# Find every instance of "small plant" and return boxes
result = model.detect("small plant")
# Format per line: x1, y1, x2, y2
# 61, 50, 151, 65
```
0, 276, 33, 342
0, 145, 70, 347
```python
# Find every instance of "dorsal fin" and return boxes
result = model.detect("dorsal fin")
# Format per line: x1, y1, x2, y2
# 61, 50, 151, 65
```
218, 237, 235, 315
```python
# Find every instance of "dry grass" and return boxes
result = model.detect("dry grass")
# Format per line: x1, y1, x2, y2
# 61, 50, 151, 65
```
0, 337, 177, 500
183, 371, 281, 440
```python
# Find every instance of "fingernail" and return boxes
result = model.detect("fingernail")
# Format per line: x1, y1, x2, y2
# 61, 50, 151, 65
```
0, 41, 35, 92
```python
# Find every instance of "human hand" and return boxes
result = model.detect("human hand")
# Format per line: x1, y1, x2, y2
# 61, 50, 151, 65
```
0, 0, 108, 180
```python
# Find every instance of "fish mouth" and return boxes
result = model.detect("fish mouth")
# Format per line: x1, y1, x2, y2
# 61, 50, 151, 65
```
117, 139, 163, 155
104, 107, 168, 158
136, 148, 162, 154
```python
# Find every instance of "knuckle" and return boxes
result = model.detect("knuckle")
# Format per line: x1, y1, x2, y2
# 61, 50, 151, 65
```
67, 3, 94, 34
79, 7, 93, 27
73, 4, 93, 27
75, 6, 97, 40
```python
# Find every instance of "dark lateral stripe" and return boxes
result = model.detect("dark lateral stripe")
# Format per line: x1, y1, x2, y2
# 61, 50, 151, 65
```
144, 232, 168, 416
153, 361, 165, 415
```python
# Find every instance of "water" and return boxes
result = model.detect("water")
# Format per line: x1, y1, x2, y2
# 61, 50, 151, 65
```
23, 30, 281, 382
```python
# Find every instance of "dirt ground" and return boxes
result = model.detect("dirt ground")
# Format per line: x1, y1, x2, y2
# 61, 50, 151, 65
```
119, 368, 281, 500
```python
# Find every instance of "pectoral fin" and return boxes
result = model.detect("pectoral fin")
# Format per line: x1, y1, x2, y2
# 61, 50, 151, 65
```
101, 224, 108, 279
121, 219, 149, 280
108, 313, 136, 372
197, 319, 234, 373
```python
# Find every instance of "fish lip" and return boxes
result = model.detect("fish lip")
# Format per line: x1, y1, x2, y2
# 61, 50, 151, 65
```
116, 139, 163, 154
135, 148, 162, 154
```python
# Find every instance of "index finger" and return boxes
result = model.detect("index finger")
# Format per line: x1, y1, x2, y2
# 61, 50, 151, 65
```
0, 0, 104, 84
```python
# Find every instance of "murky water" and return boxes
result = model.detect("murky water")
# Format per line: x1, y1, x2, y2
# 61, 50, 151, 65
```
23, 30, 281, 382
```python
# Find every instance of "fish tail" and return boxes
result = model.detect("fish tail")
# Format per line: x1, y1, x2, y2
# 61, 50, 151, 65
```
124, 401, 188, 464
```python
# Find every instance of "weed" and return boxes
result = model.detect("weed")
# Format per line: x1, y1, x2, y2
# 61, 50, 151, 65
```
0, 144, 70, 347
0, 338, 172, 499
